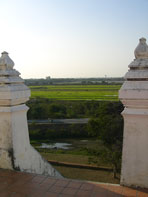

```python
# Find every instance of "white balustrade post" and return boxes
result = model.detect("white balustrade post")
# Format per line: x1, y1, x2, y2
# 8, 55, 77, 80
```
0, 52, 62, 177
119, 38, 148, 188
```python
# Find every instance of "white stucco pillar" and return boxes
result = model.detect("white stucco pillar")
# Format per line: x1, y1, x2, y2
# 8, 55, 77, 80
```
0, 52, 62, 177
119, 38, 148, 188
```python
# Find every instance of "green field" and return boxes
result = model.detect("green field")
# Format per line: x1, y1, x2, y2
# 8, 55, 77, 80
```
30, 85, 120, 100
32, 139, 120, 183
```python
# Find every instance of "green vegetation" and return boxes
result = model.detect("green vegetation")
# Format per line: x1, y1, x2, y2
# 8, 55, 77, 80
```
25, 77, 124, 86
31, 139, 120, 183
27, 98, 123, 119
88, 115, 123, 178
29, 124, 88, 140
30, 85, 120, 101
36, 139, 111, 167
29, 98, 123, 182
28, 84, 123, 182
53, 166, 120, 183
41, 153, 91, 165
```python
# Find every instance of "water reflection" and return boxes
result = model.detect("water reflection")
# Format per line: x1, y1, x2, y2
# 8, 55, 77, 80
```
40, 142, 72, 150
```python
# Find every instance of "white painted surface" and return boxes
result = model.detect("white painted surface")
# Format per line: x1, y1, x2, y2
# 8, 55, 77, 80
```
121, 111, 148, 188
12, 105, 61, 176
119, 38, 148, 188
0, 52, 62, 178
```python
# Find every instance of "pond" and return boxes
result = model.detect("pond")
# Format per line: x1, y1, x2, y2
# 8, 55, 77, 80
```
39, 142, 72, 150
32, 139, 98, 151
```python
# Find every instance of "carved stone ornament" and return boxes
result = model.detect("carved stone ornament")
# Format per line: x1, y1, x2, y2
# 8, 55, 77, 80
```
134, 37, 148, 59
0, 51, 14, 70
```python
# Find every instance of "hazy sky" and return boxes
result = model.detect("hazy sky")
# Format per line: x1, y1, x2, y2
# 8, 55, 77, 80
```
0, 0, 148, 79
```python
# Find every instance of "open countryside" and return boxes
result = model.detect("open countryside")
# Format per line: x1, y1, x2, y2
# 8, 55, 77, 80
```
28, 84, 123, 183
30, 85, 120, 101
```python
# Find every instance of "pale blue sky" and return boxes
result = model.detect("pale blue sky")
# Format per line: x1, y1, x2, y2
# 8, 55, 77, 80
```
0, 0, 148, 78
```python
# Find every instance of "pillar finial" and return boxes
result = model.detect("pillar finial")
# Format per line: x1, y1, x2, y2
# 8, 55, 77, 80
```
134, 37, 148, 59
0, 51, 14, 70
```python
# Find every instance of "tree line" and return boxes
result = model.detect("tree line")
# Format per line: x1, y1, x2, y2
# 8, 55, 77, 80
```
27, 99, 123, 119
25, 77, 124, 86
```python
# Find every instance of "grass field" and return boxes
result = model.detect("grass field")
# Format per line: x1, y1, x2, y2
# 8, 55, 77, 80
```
40, 151, 119, 183
53, 166, 120, 184
32, 139, 120, 183
30, 85, 120, 100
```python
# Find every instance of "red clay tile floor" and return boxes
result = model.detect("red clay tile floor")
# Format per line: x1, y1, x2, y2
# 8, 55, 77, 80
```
0, 169, 147, 197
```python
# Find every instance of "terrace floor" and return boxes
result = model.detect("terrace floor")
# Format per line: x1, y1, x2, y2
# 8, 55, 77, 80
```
0, 169, 147, 197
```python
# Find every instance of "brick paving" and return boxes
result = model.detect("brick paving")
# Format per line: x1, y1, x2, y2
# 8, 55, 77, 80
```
0, 169, 147, 196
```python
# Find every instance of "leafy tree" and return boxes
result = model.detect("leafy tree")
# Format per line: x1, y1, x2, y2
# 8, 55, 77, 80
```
98, 115, 123, 146
28, 104, 49, 119
87, 118, 100, 137
88, 114, 123, 178
48, 103, 67, 118
95, 101, 123, 117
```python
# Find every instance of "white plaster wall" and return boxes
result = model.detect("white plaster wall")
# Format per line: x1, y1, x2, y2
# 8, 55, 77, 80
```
11, 104, 62, 177
0, 109, 13, 169
0, 104, 62, 177
0, 149, 13, 169
121, 108, 148, 188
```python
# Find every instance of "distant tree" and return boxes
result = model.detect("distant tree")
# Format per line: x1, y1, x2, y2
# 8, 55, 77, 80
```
95, 101, 123, 117
46, 76, 51, 80
81, 81, 87, 85
48, 103, 67, 118
88, 114, 123, 178
87, 118, 100, 137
